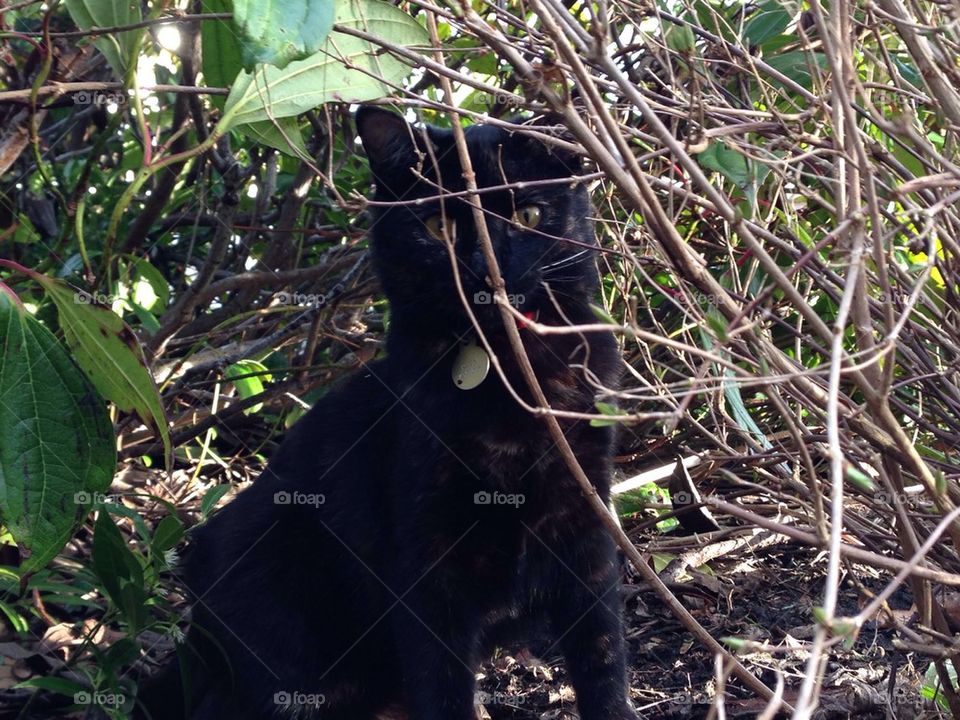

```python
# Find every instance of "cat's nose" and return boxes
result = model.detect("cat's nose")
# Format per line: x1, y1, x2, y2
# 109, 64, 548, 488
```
467, 236, 511, 282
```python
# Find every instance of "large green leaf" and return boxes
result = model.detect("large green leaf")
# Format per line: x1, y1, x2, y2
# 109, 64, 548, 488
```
34, 278, 171, 470
92, 512, 146, 632
234, 0, 335, 69
219, 0, 428, 131
201, 0, 246, 109
0, 292, 115, 574
65, 0, 142, 77
239, 118, 309, 156
224, 359, 270, 414
764, 50, 829, 90
744, 1, 793, 47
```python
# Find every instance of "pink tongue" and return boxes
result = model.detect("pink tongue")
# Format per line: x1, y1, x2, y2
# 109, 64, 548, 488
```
518, 311, 536, 330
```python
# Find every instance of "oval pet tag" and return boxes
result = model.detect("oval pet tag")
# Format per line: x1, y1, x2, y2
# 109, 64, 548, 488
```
452, 338, 490, 390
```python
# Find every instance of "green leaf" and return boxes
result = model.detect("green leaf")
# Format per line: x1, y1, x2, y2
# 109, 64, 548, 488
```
923, 660, 958, 709
845, 464, 875, 492
99, 501, 152, 543
721, 375, 777, 457
700, 142, 750, 186
234, 0, 335, 69
704, 308, 729, 343
151, 515, 184, 553
764, 50, 829, 90
201, 0, 246, 109
34, 277, 171, 471
893, 57, 922, 90
589, 303, 617, 324
224, 359, 270, 415
13, 214, 40, 244
465, 52, 498, 76
238, 118, 309, 156
722, 636, 747, 651
92, 512, 146, 632
16, 675, 87, 697
130, 260, 170, 313
0, 600, 30, 634
0, 293, 115, 574
935, 470, 947, 495
200, 484, 232, 518
218, 0, 428, 132
651, 552, 675, 573
591, 401, 622, 427
65, 0, 142, 77
744, 1, 793, 47
665, 24, 696, 53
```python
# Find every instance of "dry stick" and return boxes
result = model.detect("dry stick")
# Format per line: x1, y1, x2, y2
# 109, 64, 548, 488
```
793, 0, 865, 713
596, 24, 951, 487
706, 498, 960, 586
472, 0, 960, 528
874, 0, 960, 128
763, 387, 826, 540
855, 506, 960, 629
0, 83, 229, 102
428, 9, 780, 710
463, 4, 960, 703
460, 4, 874, 460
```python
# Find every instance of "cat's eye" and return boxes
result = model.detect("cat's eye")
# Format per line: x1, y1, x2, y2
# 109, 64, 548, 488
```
425, 214, 456, 241
512, 205, 542, 229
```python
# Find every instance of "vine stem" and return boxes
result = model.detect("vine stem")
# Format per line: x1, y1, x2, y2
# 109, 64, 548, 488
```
429, 6, 782, 711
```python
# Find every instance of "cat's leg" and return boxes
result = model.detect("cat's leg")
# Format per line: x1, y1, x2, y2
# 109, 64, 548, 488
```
547, 529, 637, 720
389, 586, 479, 720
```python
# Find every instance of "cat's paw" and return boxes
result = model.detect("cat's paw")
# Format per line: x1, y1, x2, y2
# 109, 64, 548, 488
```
580, 703, 639, 720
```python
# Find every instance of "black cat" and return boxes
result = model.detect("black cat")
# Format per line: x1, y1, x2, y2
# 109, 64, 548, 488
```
137, 107, 636, 720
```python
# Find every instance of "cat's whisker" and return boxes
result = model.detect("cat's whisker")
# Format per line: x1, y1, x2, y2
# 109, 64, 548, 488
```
541, 274, 581, 284
539, 250, 591, 272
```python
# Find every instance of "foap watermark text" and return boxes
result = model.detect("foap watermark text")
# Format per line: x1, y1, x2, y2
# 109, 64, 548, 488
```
274, 691, 326, 710
274, 490, 325, 507
474, 491, 525, 508
473, 291, 525, 307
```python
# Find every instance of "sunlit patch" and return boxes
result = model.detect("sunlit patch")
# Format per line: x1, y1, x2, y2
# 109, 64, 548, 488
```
155, 24, 181, 52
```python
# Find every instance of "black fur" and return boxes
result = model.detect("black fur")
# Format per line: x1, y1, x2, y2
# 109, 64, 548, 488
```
136, 107, 635, 720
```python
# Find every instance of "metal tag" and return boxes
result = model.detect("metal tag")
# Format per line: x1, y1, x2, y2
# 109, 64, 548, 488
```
452, 338, 490, 390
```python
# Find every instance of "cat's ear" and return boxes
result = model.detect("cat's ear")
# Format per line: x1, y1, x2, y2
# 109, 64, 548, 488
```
356, 107, 411, 163
515, 120, 584, 177
356, 106, 425, 185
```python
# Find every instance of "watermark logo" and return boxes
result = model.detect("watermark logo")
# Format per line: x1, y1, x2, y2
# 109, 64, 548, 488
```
473, 291, 525, 307
74, 491, 120, 505
74, 691, 125, 708
74, 290, 114, 305
872, 490, 921, 506
276, 291, 328, 309
73, 90, 128, 108
274, 691, 326, 710
274, 490, 325, 507
671, 291, 724, 307
476, 690, 527, 705
475, 92, 525, 109
891, 687, 925, 713
474, 490, 525, 508
672, 691, 713, 706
